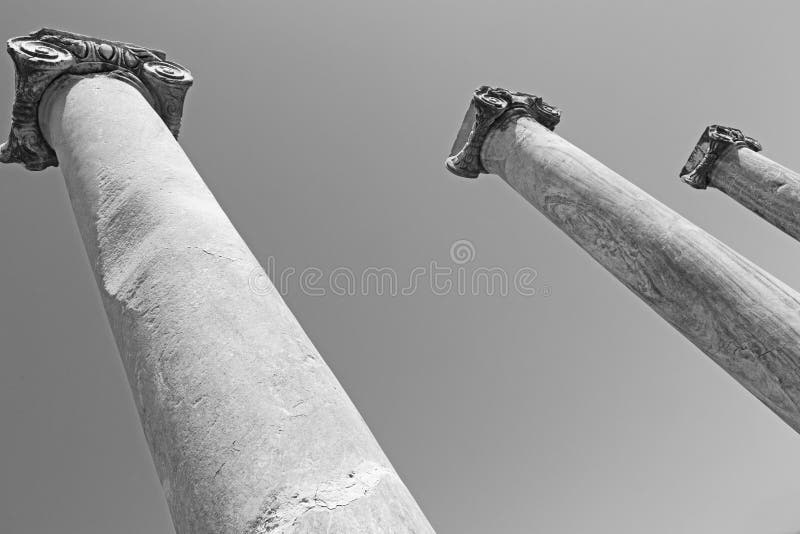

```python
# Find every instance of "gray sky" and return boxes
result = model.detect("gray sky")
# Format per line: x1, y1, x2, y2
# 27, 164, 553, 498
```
2, 1, 800, 532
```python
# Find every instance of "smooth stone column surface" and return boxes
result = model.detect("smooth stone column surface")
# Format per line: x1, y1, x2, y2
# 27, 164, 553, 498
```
680, 124, 800, 242
447, 86, 800, 437
2, 30, 433, 534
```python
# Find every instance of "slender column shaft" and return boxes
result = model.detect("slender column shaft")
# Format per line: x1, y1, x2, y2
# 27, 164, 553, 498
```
34, 74, 432, 533
447, 87, 800, 436
680, 125, 800, 242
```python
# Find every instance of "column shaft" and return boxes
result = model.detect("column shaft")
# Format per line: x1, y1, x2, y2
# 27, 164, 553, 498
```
449, 89, 800, 436
40, 74, 433, 534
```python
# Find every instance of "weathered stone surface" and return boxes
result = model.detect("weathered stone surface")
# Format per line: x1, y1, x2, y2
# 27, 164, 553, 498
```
0, 29, 192, 170
680, 125, 800, 243
679, 125, 762, 189
445, 86, 560, 178
447, 86, 800, 436
24, 72, 432, 533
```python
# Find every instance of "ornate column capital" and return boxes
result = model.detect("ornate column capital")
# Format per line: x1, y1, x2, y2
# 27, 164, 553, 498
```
0, 28, 193, 171
445, 85, 561, 178
680, 125, 761, 189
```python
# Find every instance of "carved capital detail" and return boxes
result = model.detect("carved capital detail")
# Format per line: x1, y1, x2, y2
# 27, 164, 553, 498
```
680, 125, 761, 189
445, 86, 561, 178
0, 28, 193, 171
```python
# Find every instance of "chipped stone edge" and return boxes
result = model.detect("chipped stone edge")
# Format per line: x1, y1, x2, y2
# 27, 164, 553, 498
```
245, 462, 396, 533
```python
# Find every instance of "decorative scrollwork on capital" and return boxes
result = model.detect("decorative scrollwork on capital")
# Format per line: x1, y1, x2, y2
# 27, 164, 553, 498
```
0, 28, 193, 171
445, 86, 562, 178
680, 125, 761, 190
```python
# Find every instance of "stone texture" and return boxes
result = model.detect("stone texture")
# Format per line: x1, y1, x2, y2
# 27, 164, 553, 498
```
447, 86, 800, 437
0, 29, 192, 171
681, 125, 800, 243
679, 125, 762, 190
28, 72, 433, 533
445, 86, 560, 178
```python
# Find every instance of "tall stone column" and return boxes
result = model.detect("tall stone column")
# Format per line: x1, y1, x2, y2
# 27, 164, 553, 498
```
1, 29, 433, 534
680, 124, 800, 242
446, 86, 800, 436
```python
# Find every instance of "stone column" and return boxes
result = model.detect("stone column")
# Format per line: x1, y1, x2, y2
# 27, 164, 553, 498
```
680, 124, 800, 242
1, 29, 433, 534
446, 86, 800, 436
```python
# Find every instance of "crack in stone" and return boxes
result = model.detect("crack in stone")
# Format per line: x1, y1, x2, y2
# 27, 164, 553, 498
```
212, 461, 226, 480
187, 245, 240, 262
245, 461, 394, 533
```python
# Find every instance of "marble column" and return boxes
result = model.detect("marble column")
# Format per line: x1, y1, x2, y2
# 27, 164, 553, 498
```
680, 124, 800, 242
1, 29, 433, 534
446, 86, 800, 436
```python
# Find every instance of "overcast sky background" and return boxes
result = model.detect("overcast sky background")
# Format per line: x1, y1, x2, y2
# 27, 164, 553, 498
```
2, 1, 800, 533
